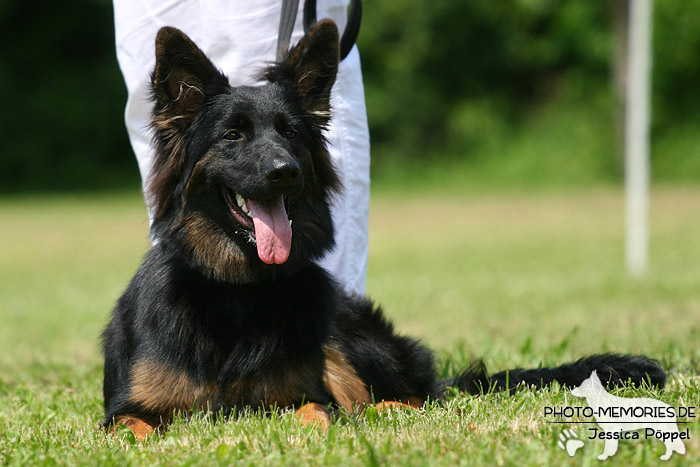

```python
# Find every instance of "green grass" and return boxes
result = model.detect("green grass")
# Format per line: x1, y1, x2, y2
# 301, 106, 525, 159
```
1, 187, 699, 465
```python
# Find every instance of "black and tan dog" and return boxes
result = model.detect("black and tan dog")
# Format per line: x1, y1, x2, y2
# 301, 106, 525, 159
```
102, 20, 665, 439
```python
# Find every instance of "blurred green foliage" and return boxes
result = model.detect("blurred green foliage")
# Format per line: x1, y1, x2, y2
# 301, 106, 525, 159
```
0, 0, 698, 192
0, 0, 136, 192
359, 0, 700, 185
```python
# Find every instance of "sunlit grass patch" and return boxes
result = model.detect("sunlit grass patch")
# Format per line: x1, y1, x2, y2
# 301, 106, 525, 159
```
1, 187, 698, 465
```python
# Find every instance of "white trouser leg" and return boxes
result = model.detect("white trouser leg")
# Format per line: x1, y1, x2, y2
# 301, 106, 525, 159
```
113, 0, 370, 294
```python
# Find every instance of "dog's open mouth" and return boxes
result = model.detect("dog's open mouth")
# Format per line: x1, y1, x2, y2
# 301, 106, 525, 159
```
223, 189, 292, 265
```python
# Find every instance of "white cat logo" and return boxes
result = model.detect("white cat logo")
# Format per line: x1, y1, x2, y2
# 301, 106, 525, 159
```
570, 370, 686, 460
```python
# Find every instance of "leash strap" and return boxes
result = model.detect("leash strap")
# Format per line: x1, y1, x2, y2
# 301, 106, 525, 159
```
339, 0, 362, 60
303, 0, 317, 32
276, 0, 301, 62
278, 0, 363, 61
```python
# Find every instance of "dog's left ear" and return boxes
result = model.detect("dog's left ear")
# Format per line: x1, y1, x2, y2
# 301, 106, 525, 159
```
267, 20, 339, 119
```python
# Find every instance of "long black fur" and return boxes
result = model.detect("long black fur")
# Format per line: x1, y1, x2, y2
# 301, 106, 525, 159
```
102, 20, 665, 432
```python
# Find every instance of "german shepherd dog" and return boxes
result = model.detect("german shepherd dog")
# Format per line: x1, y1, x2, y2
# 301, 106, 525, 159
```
102, 20, 666, 439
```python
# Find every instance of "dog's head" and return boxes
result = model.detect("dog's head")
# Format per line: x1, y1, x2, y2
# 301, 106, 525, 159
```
148, 21, 341, 282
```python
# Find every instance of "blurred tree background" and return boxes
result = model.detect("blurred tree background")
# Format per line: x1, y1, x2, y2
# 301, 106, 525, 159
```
0, 0, 698, 193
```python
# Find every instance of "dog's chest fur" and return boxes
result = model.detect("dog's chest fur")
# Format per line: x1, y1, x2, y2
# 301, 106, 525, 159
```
110, 249, 337, 414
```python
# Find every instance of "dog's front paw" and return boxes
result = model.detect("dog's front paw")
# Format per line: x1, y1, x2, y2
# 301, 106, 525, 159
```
110, 414, 157, 441
295, 402, 330, 430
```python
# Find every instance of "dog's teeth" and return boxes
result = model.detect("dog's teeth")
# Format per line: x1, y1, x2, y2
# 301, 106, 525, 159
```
289, 219, 293, 226
235, 194, 251, 215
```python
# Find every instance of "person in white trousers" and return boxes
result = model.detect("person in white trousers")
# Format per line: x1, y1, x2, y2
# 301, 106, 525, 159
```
113, 0, 370, 295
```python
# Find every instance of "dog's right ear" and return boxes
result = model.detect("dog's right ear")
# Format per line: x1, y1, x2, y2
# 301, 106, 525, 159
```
152, 27, 228, 122
149, 28, 228, 220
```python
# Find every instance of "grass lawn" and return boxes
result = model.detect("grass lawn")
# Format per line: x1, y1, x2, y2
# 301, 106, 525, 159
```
0, 186, 698, 465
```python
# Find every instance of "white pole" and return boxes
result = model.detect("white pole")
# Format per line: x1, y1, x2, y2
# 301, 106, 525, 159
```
625, 0, 653, 276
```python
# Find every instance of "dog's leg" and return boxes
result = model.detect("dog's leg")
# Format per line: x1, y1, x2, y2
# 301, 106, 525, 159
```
375, 398, 424, 411
110, 414, 158, 441
295, 402, 330, 429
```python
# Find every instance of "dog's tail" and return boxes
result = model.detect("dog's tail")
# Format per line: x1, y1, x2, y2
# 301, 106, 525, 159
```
433, 353, 666, 397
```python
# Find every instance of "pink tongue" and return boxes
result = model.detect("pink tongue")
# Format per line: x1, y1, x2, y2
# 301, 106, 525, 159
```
247, 197, 292, 264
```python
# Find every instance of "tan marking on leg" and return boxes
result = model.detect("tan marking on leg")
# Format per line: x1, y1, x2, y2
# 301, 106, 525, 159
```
322, 346, 370, 411
375, 398, 424, 411
406, 397, 425, 408
111, 415, 157, 441
295, 402, 330, 430
129, 359, 217, 414
375, 401, 411, 411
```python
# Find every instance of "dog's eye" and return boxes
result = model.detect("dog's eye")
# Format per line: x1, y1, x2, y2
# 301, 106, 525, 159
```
223, 130, 243, 141
284, 129, 298, 140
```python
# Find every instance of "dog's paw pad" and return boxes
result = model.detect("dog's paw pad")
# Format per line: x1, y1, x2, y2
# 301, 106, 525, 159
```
557, 429, 584, 457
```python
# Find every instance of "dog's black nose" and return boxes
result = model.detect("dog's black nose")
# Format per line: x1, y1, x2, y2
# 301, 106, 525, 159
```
266, 157, 300, 186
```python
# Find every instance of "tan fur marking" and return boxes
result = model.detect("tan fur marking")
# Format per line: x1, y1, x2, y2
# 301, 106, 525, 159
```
375, 399, 423, 412
111, 415, 157, 441
129, 359, 216, 413
322, 346, 370, 410
406, 397, 425, 408
149, 111, 187, 217
178, 151, 253, 282
295, 402, 330, 430
129, 359, 320, 421
180, 213, 250, 282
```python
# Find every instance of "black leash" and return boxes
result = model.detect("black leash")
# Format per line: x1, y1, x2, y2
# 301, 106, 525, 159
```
277, 0, 363, 61
338, 0, 362, 60
302, 0, 317, 32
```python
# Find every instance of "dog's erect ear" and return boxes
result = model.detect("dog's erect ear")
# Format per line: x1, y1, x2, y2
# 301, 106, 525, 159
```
152, 27, 228, 120
268, 20, 339, 119
149, 28, 228, 220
